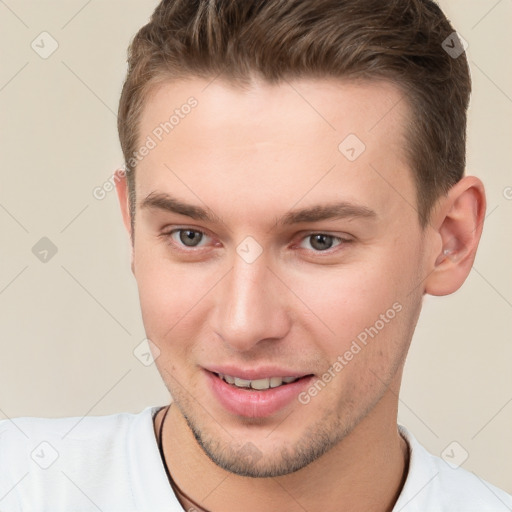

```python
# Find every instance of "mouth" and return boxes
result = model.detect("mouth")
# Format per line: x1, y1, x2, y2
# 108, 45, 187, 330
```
215, 373, 303, 390
205, 369, 314, 418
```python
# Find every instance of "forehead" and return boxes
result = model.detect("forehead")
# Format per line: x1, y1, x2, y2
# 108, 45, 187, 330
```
140, 76, 409, 149
135, 76, 416, 227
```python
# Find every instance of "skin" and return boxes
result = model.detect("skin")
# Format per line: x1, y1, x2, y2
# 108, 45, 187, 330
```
115, 77, 485, 512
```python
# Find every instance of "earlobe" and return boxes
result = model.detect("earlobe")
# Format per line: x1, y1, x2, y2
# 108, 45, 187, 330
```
424, 176, 486, 296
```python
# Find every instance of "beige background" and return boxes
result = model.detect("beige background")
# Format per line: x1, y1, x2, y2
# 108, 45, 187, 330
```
0, 0, 511, 494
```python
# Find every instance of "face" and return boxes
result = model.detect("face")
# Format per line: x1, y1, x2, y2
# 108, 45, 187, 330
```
127, 77, 428, 477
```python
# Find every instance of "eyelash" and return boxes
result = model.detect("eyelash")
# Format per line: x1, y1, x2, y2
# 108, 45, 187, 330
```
160, 227, 352, 255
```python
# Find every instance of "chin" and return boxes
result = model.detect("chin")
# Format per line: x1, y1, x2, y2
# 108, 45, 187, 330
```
180, 399, 354, 478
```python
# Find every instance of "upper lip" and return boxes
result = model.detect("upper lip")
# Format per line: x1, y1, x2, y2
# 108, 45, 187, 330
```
205, 365, 312, 380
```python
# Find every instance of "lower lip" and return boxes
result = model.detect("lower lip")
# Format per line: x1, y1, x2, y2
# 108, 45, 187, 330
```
205, 371, 314, 418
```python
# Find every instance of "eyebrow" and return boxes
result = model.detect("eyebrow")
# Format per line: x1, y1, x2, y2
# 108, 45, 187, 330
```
279, 202, 377, 225
140, 192, 377, 226
140, 192, 222, 223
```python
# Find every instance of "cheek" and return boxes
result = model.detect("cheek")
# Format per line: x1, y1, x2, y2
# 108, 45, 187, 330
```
285, 241, 422, 359
286, 270, 399, 342
292, 264, 419, 413
133, 249, 212, 347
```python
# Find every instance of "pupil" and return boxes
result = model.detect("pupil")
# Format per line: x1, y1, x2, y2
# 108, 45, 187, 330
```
180, 230, 202, 246
311, 234, 333, 251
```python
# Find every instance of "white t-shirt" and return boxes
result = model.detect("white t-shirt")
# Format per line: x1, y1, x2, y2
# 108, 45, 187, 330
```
0, 405, 510, 511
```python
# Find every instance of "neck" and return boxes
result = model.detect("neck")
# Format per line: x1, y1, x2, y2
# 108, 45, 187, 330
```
156, 390, 409, 512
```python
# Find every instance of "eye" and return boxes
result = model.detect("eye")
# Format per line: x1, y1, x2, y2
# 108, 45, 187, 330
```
299, 233, 346, 252
168, 228, 210, 248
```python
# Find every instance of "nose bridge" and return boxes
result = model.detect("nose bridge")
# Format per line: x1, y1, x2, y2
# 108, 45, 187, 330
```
213, 251, 290, 351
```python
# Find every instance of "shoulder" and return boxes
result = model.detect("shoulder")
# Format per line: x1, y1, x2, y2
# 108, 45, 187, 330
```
394, 425, 512, 512
0, 407, 148, 464
0, 405, 164, 511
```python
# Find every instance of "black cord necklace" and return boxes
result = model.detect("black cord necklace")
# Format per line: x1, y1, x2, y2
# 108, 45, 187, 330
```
157, 405, 411, 512
157, 404, 211, 512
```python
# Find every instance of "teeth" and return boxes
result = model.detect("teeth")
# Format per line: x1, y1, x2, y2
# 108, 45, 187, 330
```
250, 378, 270, 390
270, 377, 283, 388
218, 374, 299, 390
234, 377, 251, 388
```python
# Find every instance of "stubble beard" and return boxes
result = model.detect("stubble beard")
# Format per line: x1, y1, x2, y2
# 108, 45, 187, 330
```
168, 381, 391, 478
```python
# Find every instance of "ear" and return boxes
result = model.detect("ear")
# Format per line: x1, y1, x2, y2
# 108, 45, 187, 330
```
114, 168, 135, 272
424, 176, 486, 296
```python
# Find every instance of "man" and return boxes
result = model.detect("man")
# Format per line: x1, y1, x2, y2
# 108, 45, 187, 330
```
1, 1, 511, 511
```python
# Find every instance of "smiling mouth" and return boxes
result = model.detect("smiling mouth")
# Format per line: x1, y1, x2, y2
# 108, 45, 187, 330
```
215, 373, 310, 390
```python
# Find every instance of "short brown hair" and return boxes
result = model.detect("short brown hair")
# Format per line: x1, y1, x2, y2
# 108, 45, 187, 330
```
118, 0, 470, 229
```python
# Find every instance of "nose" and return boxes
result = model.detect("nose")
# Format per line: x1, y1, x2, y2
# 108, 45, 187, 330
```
211, 253, 292, 353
